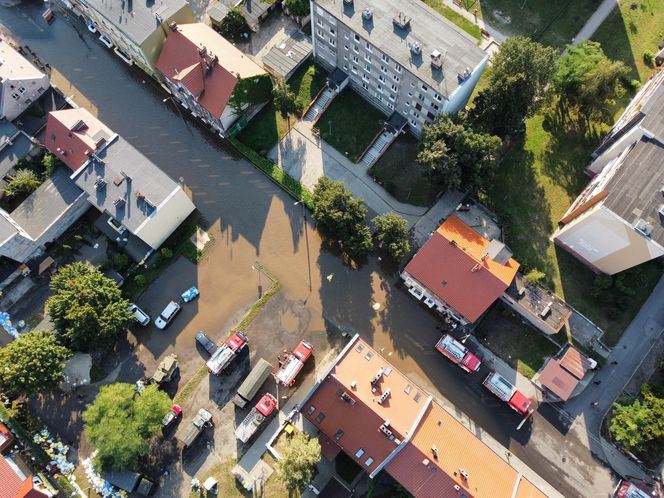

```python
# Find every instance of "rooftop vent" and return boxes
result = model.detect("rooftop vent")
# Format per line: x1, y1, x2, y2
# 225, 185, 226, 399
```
379, 423, 395, 439
422, 459, 430, 466
362, 8, 373, 20
377, 388, 391, 405
169, 21, 178, 31
459, 468, 469, 480
113, 197, 126, 207
343, 0, 353, 5
69, 119, 87, 132
392, 12, 411, 29
340, 391, 356, 404
410, 41, 422, 56
370, 367, 384, 385
430, 49, 444, 69
94, 176, 106, 191
458, 67, 472, 82
350, 380, 357, 389
198, 45, 207, 57
634, 219, 652, 237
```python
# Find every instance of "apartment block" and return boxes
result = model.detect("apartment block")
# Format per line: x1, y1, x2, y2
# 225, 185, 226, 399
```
310, 0, 488, 135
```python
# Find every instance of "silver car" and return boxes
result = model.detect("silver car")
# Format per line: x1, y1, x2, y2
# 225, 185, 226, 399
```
128, 304, 150, 326
155, 301, 181, 329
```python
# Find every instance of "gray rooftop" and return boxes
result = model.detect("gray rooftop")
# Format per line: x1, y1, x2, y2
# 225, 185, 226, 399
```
10, 167, 85, 240
263, 31, 313, 79
315, 0, 486, 97
0, 121, 19, 149
83, 0, 189, 45
0, 132, 33, 179
603, 139, 664, 246
641, 83, 664, 142
73, 136, 179, 233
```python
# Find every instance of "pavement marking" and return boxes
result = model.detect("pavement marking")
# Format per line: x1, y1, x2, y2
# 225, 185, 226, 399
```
197, 164, 210, 168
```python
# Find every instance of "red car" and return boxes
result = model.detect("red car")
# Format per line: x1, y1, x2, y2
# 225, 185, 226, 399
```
162, 404, 182, 427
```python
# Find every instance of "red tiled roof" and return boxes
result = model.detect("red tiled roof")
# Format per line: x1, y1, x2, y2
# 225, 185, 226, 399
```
538, 359, 578, 401
0, 456, 26, 498
44, 109, 114, 172
156, 23, 265, 118
403, 215, 519, 323
559, 346, 591, 380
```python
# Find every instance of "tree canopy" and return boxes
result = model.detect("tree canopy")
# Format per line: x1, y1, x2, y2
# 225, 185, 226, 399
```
3, 169, 41, 198
312, 177, 372, 259
417, 115, 501, 193
276, 432, 321, 490
47, 263, 133, 352
0, 331, 71, 396
273, 79, 303, 117
216, 7, 247, 40
373, 213, 410, 261
284, 0, 310, 17
83, 383, 172, 471
468, 36, 557, 136
554, 41, 628, 121
610, 384, 664, 456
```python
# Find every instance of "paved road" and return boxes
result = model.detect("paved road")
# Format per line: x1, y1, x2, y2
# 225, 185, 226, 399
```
0, 4, 619, 497
571, 0, 618, 46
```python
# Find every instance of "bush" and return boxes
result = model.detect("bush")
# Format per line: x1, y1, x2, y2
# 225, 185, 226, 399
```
160, 247, 173, 259
3, 169, 41, 198
523, 269, 546, 285
133, 275, 146, 287
110, 252, 130, 273
643, 50, 656, 67
217, 7, 247, 40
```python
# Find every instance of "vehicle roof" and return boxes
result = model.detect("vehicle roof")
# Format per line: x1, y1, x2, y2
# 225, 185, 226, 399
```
293, 341, 313, 361
508, 390, 531, 414
256, 393, 277, 416
227, 331, 247, 349
162, 301, 180, 315
485, 372, 516, 400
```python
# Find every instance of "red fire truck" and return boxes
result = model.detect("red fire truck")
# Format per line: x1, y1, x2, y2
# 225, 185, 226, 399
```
275, 341, 313, 386
482, 372, 532, 415
206, 332, 247, 375
435, 334, 481, 373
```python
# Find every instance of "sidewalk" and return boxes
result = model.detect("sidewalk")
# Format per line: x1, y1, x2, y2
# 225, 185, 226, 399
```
571, 0, 618, 46
268, 121, 428, 224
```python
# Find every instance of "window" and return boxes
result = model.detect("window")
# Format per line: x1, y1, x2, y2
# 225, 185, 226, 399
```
344, 44, 349, 51
18, 87, 26, 94
427, 111, 436, 120
365, 54, 372, 63
352, 65, 358, 74
354, 33, 360, 42
413, 112, 420, 119
306, 405, 316, 416
415, 103, 422, 111
421, 84, 428, 92
344, 33, 349, 40
380, 65, 387, 73
389, 93, 396, 101
395, 64, 402, 73
11, 92, 19, 100
316, 29, 324, 38
378, 75, 385, 83
387, 102, 394, 110
329, 37, 336, 46
365, 41, 372, 51
405, 101, 411, 107
364, 351, 373, 361
362, 82, 369, 90
393, 75, 400, 83
343, 55, 348, 61
317, 19, 324, 27
353, 45, 359, 53
352, 55, 359, 63
376, 94, 383, 102
362, 74, 370, 82
334, 430, 344, 441
410, 119, 418, 128
382, 53, 389, 63
377, 85, 383, 93
365, 457, 374, 466
418, 93, 425, 101
391, 84, 398, 92
355, 448, 365, 458
432, 103, 439, 111
404, 384, 413, 394
343, 64, 348, 71
329, 16, 336, 25
414, 392, 422, 402
364, 64, 371, 73
316, 412, 326, 423
329, 27, 335, 35
433, 93, 442, 102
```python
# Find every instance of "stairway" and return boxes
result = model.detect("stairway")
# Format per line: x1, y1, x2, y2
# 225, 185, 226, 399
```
303, 87, 335, 122
359, 129, 395, 167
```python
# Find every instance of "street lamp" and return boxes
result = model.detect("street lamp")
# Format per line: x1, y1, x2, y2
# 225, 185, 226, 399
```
294, 201, 313, 293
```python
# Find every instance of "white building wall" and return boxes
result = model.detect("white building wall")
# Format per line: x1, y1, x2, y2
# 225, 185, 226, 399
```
0, 73, 49, 121
442, 55, 489, 114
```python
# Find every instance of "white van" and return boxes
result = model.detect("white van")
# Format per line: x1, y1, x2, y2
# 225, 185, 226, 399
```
155, 301, 181, 329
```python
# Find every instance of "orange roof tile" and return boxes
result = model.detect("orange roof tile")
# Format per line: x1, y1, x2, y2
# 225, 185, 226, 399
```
156, 23, 265, 118
559, 346, 591, 380
537, 359, 578, 401
403, 215, 519, 323
303, 337, 552, 498
44, 109, 114, 172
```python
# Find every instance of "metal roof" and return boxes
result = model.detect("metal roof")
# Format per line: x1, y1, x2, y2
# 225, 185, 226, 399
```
263, 31, 313, 79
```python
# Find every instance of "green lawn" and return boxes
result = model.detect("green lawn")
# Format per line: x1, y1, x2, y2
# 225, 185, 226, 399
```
481, 107, 663, 346
592, 0, 664, 82
422, 0, 482, 42
237, 62, 328, 154
369, 133, 439, 207
317, 90, 385, 162
456, 0, 602, 47
476, 303, 562, 378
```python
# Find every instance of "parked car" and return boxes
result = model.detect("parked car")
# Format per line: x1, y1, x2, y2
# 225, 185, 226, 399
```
162, 404, 182, 428
128, 304, 150, 326
85, 20, 97, 33
195, 331, 217, 356
181, 286, 199, 303
155, 301, 181, 330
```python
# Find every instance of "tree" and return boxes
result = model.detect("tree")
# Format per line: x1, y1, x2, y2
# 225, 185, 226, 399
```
468, 36, 557, 136
0, 331, 71, 396
47, 263, 134, 352
284, 0, 310, 17
3, 169, 41, 198
276, 432, 321, 490
554, 41, 628, 121
418, 115, 501, 193
228, 74, 273, 113
610, 385, 664, 454
523, 269, 546, 285
373, 213, 410, 261
273, 79, 303, 117
312, 177, 373, 259
83, 383, 172, 471
217, 7, 247, 39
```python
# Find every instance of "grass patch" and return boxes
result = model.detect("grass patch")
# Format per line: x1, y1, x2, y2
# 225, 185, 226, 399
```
470, 0, 601, 47
335, 452, 362, 484
592, 0, 664, 82
317, 90, 385, 162
480, 103, 662, 346
237, 62, 328, 154
422, 0, 482, 41
174, 264, 281, 405
476, 303, 562, 378
369, 133, 438, 207
231, 138, 313, 208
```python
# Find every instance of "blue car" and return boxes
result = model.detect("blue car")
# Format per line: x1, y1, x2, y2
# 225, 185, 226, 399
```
181, 286, 199, 303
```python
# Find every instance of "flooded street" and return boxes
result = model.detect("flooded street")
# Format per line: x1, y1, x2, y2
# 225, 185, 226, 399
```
0, 3, 615, 497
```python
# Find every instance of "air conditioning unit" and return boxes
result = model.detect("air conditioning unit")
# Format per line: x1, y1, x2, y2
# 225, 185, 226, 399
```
430, 49, 443, 69
377, 388, 391, 404
392, 12, 411, 29
410, 41, 422, 56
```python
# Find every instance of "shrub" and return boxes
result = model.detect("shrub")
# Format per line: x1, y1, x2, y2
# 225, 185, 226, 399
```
523, 269, 546, 285
110, 252, 130, 273
643, 50, 655, 67
160, 247, 173, 259
133, 275, 146, 287
3, 169, 41, 198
